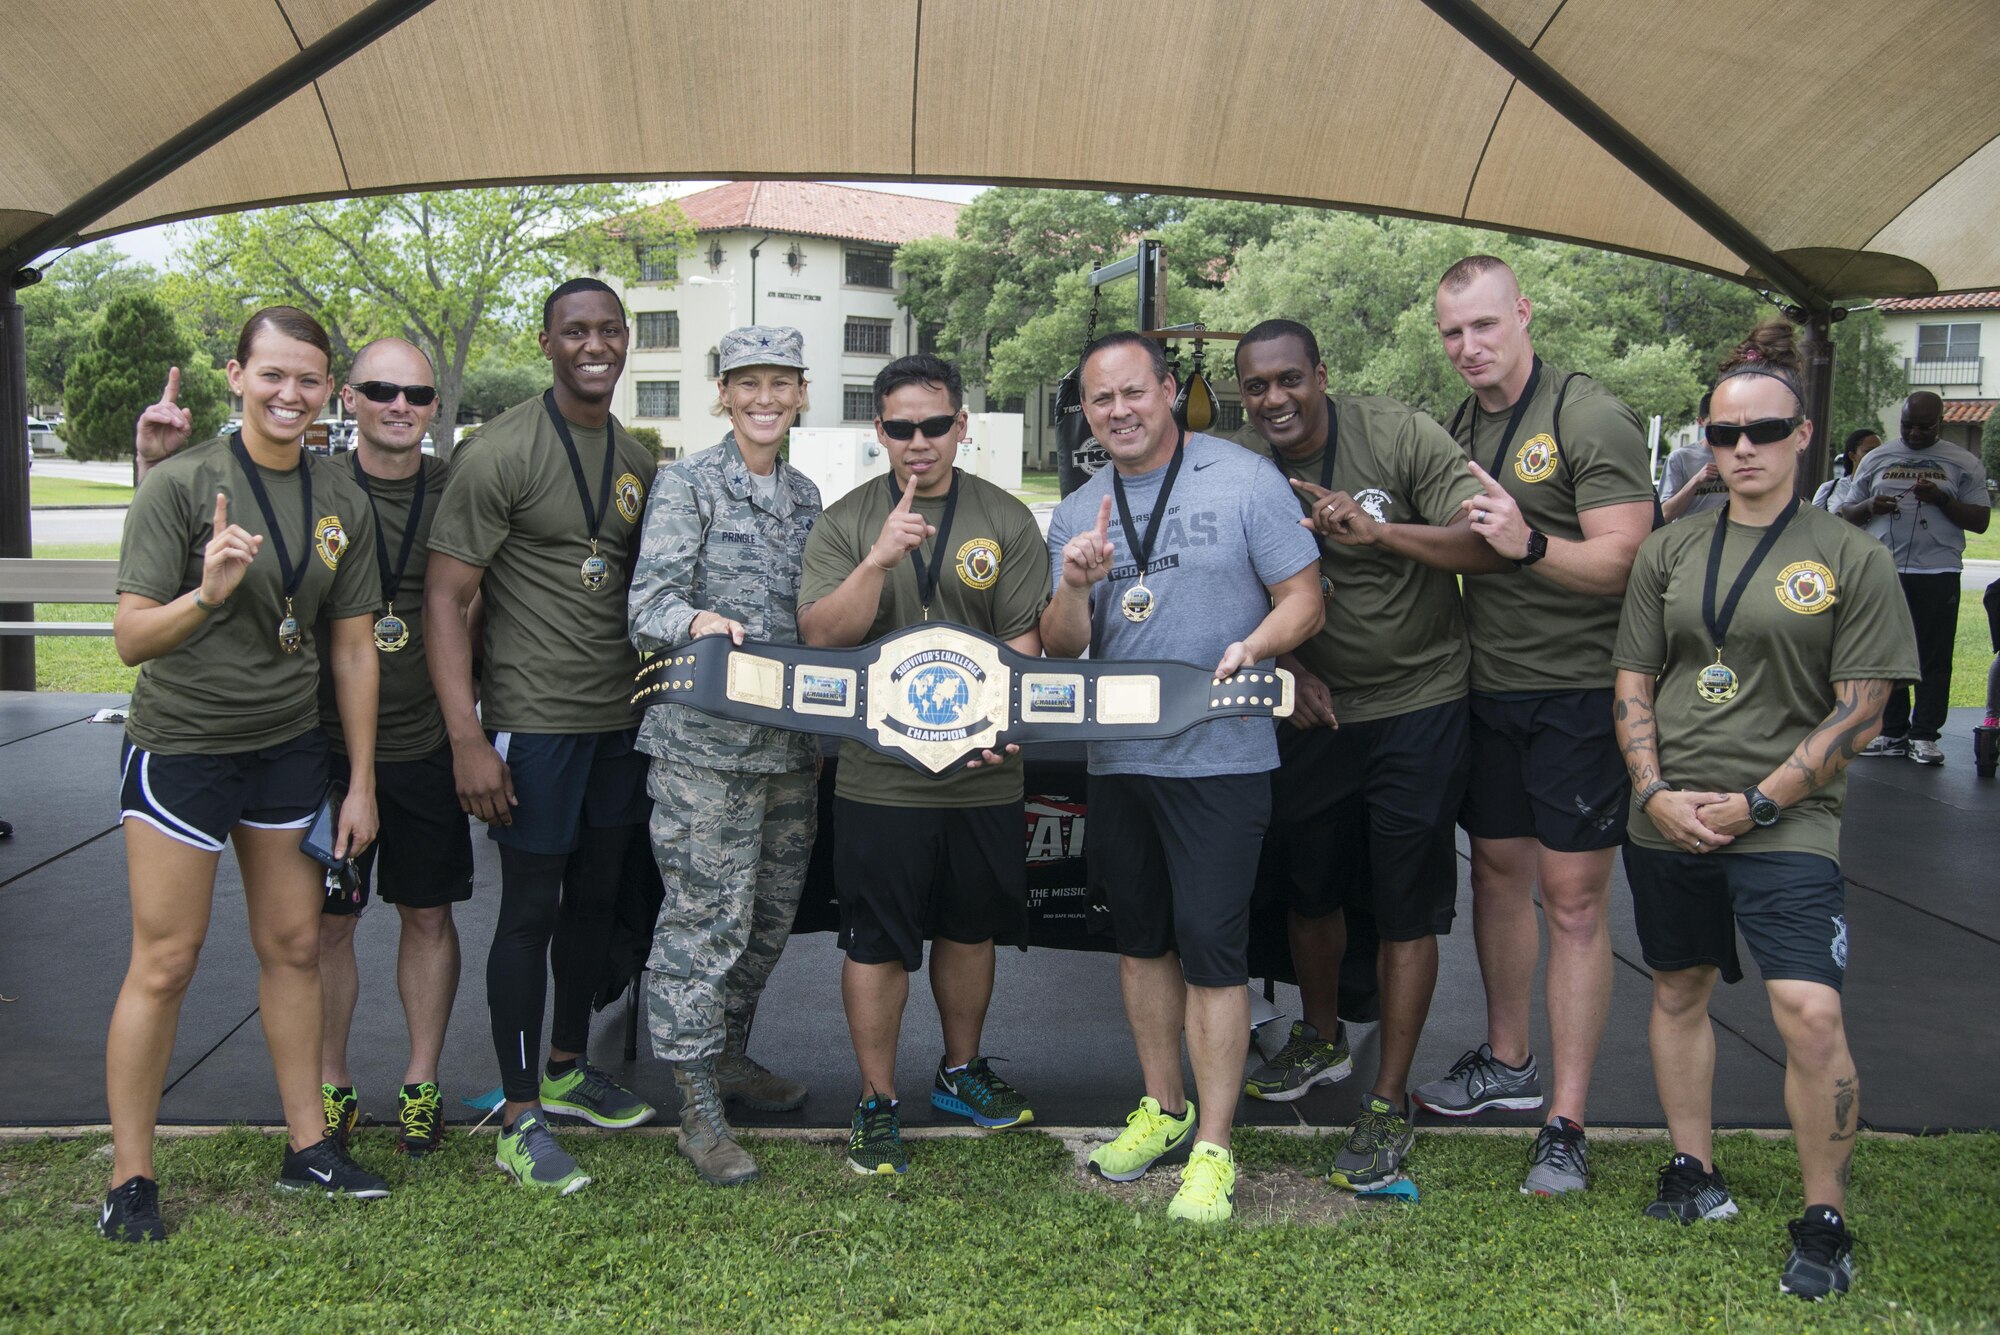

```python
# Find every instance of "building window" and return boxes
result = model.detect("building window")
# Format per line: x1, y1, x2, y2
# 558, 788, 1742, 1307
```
707, 348, 721, 380
843, 386, 876, 422
846, 247, 894, 289
1916, 322, 1980, 362
637, 381, 679, 419
1213, 400, 1245, 432
636, 311, 680, 350
918, 323, 945, 357
1048, 392, 1063, 426
637, 246, 676, 283
999, 396, 1026, 415
844, 317, 893, 357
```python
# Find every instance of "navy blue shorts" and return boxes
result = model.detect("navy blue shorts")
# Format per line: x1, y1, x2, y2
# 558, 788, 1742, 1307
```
1460, 689, 1628, 852
488, 728, 649, 856
119, 729, 328, 853
321, 745, 476, 916
1623, 844, 1848, 991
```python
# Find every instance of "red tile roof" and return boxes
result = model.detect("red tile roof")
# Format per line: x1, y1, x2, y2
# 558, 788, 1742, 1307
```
670, 181, 964, 247
1877, 291, 2000, 312
1940, 399, 1996, 424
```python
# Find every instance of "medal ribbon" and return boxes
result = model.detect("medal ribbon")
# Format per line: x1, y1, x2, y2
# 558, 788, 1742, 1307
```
542, 388, 619, 552
1702, 498, 1800, 656
351, 452, 427, 611
229, 432, 311, 610
886, 467, 961, 619
1483, 355, 1544, 477
1113, 425, 1186, 590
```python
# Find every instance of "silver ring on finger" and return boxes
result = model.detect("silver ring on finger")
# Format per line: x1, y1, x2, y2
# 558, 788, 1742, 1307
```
1474, 509, 1489, 522
1693, 839, 1704, 850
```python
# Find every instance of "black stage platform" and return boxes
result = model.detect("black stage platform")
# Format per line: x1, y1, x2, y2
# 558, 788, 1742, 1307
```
3, 692, 1992, 1135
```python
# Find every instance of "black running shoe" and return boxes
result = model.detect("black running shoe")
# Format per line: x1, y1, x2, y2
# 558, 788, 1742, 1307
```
1643, 1153, 1739, 1224
1780, 1205, 1854, 1300
278, 1136, 391, 1199
99, 1174, 165, 1243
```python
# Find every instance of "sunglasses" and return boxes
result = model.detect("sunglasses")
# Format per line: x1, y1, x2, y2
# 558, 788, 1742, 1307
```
351, 380, 439, 406
879, 414, 959, 441
1705, 416, 1802, 448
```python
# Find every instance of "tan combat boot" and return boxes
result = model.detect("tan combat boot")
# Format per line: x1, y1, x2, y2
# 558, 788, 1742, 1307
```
673, 1061, 759, 1187
716, 1012, 809, 1112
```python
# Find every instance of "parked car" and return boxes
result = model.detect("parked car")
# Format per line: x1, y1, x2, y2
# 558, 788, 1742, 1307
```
26, 417, 65, 457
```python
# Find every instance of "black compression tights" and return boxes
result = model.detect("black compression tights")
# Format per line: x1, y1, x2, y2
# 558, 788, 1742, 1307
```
488, 824, 636, 1102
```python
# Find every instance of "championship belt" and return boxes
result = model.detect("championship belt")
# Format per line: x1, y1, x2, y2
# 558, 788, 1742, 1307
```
632, 621, 1295, 778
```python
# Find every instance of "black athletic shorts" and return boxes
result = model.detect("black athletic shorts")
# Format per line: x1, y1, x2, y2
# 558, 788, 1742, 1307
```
1460, 689, 1628, 852
1268, 697, 1470, 940
488, 727, 649, 856
118, 728, 328, 853
1623, 844, 1848, 990
832, 797, 1026, 972
321, 745, 476, 917
1089, 772, 1270, 988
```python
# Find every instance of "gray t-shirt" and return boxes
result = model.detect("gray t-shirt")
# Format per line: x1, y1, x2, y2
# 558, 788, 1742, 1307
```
1658, 443, 1729, 518
1847, 438, 1991, 573
1044, 432, 1318, 777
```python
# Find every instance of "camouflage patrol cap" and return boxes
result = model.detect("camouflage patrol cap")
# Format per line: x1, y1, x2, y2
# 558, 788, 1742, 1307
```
718, 325, 808, 374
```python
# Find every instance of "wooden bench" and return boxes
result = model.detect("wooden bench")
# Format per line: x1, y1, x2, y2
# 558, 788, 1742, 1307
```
0, 558, 121, 636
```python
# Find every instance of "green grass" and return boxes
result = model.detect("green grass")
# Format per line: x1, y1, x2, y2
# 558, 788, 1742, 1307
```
1010, 470, 1062, 504
23, 542, 135, 694
2, 1128, 1993, 1332
1961, 527, 2000, 563
28, 476, 133, 508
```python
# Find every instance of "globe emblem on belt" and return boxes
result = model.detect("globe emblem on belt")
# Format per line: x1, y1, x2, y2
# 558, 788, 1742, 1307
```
907, 664, 971, 726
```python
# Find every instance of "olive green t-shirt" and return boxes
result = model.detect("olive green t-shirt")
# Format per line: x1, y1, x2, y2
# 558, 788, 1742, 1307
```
799, 469, 1050, 808
1240, 395, 1481, 723
1613, 504, 1919, 861
426, 396, 654, 734
1450, 364, 1653, 692
118, 435, 380, 754
316, 454, 450, 762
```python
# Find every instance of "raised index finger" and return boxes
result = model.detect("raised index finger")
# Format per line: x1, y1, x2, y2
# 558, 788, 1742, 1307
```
1094, 495, 1113, 538
892, 479, 917, 514
211, 491, 229, 539
1466, 460, 1511, 498
1290, 477, 1332, 503
160, 366, 181, 406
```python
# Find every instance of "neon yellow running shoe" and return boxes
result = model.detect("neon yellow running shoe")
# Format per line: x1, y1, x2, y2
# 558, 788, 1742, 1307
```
1087, 1096, 1197, 1182
1167, 1142, 1236, 1224
322, 1083, 359, 1152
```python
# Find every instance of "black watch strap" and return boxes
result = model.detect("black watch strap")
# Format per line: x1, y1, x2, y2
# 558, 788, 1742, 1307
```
1745, 785, 1782, 826
1514, 528, 1548, 568
632, 622, 1296, 777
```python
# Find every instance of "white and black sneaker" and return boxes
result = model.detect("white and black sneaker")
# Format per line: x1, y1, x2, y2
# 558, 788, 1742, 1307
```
1522, 1116, 1590, 1195
1780, 1205, 1855, 1300
1643, 1153, 1739, 1223
277, 1136, 391, 1199
99, 1174, 166, 1243
1413, 1044, 1543, 1117
1858, 735, 1906, 759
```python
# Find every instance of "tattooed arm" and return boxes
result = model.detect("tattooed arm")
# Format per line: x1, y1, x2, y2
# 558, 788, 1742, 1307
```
1700, 678, 1894, 836
1614, 669, 1734, 852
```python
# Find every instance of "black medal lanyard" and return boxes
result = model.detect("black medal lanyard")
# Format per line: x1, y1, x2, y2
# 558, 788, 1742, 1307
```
543, 390, 620, 591
229, 433, 311, 653
1113, 425, 1186, 593
886, 468, 961, 621
1702, 499, 1800, 667
1290, 396, 1341, 513
1483, 355, 1544, 476
352, 452, 427, 650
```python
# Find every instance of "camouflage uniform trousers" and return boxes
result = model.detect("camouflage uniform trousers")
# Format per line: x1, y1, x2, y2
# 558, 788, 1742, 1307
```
644, 758, 817, 1062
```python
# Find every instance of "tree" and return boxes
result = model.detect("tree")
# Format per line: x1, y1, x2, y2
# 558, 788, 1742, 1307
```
20, 247, 158, 411
172, 186, 695, 457
1828, 305, 1906, 446
63, 293, 227, 460
458, 341, 550, 420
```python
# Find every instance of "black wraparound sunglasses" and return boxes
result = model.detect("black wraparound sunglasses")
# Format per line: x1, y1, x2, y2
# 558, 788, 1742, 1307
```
1705, 415, 1802, 447
879, 414, 959, 441
351, 380, 439, 406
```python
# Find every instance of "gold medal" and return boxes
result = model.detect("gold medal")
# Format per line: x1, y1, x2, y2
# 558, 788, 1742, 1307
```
373, 605, 409, 653
581, 543, 610, 592
1119, 582, 1156, 624
1696, 650, 1738, 704
277, 598, 302, 655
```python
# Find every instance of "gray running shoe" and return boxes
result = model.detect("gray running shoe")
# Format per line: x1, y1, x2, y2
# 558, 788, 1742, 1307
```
1858, 735, 1906, 758
1327, 1094, 1415, 1191
1244, 1021, 1352, 1102
1413, 1044, 1543, 1117
1522, 1118, 1589, 1195
1907, 738, 1945, 766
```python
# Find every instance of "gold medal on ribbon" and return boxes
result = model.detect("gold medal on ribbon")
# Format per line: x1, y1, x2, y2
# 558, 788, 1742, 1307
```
277, 598, 303, 655
373, 605, 410, 653
1119, 581, 1156, 624
581, 543, 610, 592
1696, 650, 1738, 704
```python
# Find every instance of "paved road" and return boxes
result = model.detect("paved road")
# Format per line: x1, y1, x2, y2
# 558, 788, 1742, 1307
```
31, 509, 127, 547
28, 459, 132, 485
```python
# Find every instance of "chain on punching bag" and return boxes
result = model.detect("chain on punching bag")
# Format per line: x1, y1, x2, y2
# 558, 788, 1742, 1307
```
1173, 336, 1216, 432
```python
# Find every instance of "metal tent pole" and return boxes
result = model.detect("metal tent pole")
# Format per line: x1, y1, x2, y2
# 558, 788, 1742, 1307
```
1, 271, 35, 690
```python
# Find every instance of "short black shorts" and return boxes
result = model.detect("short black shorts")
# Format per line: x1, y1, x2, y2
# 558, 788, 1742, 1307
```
119, 729, 328, 853
1623, 844, 1848, 990
1268, 697, 1470, 940
1088, 772, 1270, 988
832, 797, 1027, 972
1460, 689, 1627, 852
321, 745, 476, 917
488, 727, 649, 856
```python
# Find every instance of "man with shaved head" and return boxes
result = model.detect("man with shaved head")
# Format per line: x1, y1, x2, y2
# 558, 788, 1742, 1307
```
1841, 390, 1992, 764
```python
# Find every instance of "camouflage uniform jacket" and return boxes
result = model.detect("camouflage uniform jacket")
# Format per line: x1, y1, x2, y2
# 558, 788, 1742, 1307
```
629, 431, 821, 772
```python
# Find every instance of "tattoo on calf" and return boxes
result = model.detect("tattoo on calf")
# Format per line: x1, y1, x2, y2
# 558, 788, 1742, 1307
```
1830, 1075, 1857, 1142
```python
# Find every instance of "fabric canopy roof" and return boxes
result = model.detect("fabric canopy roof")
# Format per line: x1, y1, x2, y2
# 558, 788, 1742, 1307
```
2, 0, 1997, 302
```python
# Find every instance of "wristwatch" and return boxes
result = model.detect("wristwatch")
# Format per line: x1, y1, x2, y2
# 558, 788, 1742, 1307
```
1513, 528, 1548, 568
1635, 779, 1669, 812
1744, 786, 1782, 827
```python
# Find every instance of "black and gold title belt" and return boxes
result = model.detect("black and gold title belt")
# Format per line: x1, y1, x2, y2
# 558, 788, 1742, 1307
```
632, 622, 1294, 777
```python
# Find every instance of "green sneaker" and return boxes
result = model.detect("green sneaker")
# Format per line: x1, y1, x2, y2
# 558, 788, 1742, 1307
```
495, 1109, 590, 1194
322, 1083, 360, 1152
848, 1096, 909, 1176
1167, 1142, 1236, 1223
1244, 1021, 1352, 1102
1087, 1096, 1197, 1182
539, 1062, 655, 1129
931, 1056, 1035, 1129
397, 1082, 445, 1159
1327, 1094, 1416, 1191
